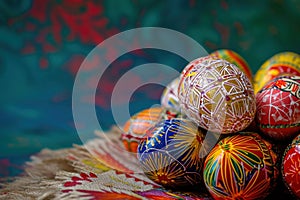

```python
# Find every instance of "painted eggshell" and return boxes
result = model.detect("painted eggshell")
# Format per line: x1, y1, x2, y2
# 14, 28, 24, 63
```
161, 77, 181, 112
178, 56, 256, 134
256, 75, 300, 140
210, 49, 252, 82
122, 107, 182, 152
137, 119, 207, 188
203, 132, 278, 199
249, 132, 280, 185
254, 52, 300, 94
282, 133, 300, 198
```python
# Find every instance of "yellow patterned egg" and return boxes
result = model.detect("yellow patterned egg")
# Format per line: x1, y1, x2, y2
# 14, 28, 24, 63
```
253, 52, 300, 93
178, 56, 256, 134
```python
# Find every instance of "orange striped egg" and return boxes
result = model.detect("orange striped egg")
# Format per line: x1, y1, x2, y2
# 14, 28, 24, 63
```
122, 107, 182, 153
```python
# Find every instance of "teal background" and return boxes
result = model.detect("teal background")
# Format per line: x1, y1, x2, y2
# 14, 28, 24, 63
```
0, 0, 299, 177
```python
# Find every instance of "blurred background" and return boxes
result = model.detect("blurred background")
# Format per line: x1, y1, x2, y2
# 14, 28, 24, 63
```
0, 0, 299, 178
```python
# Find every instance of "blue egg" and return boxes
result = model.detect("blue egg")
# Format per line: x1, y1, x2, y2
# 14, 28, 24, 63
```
137, 119, 207, 188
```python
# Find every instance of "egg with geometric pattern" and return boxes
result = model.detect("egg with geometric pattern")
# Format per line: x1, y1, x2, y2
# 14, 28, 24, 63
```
137, 119, 209, 189
203, 132, 278, 199
178, 56, 256, 134
256, 75, 300, 140
282, 133, 300, 198
210, 49, 253, 82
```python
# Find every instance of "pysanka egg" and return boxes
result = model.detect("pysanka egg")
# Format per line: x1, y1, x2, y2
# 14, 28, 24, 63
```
256, 75, 300, 140
178, 56, 256, 134
161, 77, 181, 112
203, 132, 278, 200
253, 52, 300, 94
210, 49, 253, 82
282, 133, 300, 198
122, 107, 182, 152
137, 119, 208, 188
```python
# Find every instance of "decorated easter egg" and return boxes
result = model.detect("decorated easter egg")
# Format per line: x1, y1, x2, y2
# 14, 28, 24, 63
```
122, 107, 182, 152
282, 133, 300, 198
210, 49, 253, 81
256, 75, 300, 140
161, 77, 181, 112
254, 52, 300, 93
137, 119, 208, 188
254, 133, 280, 184
203, 132, 278, 199
178, 56, 256, 134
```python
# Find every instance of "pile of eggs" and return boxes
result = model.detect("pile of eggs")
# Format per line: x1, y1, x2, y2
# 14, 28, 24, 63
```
121, 50, 300, 199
